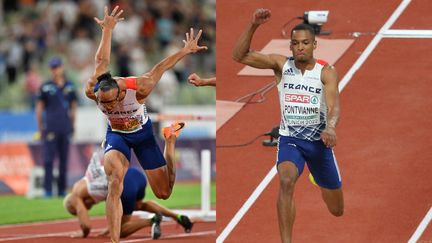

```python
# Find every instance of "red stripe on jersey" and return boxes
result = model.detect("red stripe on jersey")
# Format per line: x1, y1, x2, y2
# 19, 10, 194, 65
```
124, 77, 138, 90
316, 59, 328, 66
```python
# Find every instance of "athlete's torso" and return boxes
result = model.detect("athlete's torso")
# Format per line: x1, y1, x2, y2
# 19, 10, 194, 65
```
97, 89, 148, 133
277, 57, 328, 141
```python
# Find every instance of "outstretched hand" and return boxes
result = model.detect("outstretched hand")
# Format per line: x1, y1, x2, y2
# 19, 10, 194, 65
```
182, 28, 208, 54
94, 5, 124, 30
252, 8, 271, 25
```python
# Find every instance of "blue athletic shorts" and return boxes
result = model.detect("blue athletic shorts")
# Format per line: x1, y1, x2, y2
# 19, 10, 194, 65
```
121, 167, 147, 215
276, 136, 342, 189
104, 119, 166, 170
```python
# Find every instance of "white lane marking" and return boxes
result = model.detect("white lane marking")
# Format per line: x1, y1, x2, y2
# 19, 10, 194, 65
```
408, 207, 432, 243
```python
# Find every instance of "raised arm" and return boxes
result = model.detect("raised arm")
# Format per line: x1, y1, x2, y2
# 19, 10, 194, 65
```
85, 6, 124, 100
135, 28, 208, 99
320, 65, 340, 148
232, 8, 284, 71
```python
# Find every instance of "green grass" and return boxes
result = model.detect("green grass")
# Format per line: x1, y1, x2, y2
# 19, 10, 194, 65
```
0, 182, 215, 225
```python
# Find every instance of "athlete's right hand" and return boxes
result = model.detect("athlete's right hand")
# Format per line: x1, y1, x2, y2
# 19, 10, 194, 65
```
252, 8, 271, 25
321, 127, 337, 148
94, 6, 124, 30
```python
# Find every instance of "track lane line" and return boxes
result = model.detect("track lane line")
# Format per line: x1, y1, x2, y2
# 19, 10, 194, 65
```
408, 207, 432, 243
116, 230, 216, 243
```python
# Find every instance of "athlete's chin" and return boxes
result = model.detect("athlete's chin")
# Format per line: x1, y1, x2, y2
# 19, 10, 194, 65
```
295, 57, 308, 63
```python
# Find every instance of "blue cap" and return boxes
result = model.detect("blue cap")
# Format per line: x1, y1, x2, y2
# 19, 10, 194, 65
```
49, 57, 62, 69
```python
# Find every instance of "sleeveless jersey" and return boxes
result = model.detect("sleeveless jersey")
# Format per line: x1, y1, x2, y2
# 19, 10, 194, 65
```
277, 57, 328, 141
97, 89, 148, 133
84, 152, 108, 203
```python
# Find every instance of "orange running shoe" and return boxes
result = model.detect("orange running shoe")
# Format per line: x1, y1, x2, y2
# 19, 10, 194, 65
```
162, 121, 185, 139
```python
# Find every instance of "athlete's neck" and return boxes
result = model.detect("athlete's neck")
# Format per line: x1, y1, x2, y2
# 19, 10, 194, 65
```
294, 59, 316, 74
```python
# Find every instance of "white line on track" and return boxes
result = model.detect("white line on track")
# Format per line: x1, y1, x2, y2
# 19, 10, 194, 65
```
0, 229, 105, 241
217, 166, 276, 243
408, 207, 432, 243
338, 0, 412, 91
216, 1, 412, 242
0, 216, 106, 229
116, 230, 216, 243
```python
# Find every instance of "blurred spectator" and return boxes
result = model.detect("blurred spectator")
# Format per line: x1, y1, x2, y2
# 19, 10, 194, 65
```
2, 30, 23, 84
35, 57, 77, 197
25, 62, 42, 109
68, 27, 94, 70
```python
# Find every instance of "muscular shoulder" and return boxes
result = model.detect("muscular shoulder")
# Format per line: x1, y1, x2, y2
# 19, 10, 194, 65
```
321, 64, 338, 85
269, 54, 288, 67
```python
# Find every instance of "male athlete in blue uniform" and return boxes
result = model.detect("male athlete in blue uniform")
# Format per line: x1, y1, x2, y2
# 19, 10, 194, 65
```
85, 6, 207, 243
64, 126, 192, 239
233, 8, 344, 243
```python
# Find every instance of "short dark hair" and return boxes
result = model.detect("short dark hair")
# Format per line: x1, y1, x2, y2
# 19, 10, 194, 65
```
96, 72, 119, 92
291, 24, 316, 39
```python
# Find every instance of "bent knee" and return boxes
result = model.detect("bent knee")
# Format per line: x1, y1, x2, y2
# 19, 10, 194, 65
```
154, 189, 172, 200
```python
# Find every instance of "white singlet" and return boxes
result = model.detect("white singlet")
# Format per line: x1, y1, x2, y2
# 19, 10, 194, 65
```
97, 89, 148, 133
277, 57, 328, 141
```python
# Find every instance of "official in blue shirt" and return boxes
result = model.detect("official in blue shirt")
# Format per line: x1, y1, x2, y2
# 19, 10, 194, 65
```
36, 57, 77, 197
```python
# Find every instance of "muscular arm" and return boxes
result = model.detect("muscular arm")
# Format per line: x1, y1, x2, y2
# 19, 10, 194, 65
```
135, 28, 207, 100
85, 6, 124, 100
66, 193, 92, 238
320, 65, 340, 147
232, 9, 285, 72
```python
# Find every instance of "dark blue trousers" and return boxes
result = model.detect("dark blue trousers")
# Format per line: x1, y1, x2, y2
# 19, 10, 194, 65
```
42, 132, 70, 196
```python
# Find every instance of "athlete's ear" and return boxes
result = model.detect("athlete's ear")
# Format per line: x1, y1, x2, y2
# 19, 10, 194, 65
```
313, 40, 317, 50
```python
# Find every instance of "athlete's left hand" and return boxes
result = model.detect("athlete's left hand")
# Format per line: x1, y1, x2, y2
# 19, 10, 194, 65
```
183, 28, 208, 54
321, 127, 337, 148
94, 5, 124, 30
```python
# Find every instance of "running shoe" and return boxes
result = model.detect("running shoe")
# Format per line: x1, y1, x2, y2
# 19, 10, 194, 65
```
162, 121, 185, 139
151, 212, 162, 239
176, 215, 193, 233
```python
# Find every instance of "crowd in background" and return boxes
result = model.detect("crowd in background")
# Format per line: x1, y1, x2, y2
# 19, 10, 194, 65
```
0, 0, 216, 112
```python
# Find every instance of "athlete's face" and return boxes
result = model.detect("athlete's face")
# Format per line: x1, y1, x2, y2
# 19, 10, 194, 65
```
290, 30, 316, 63
98, 88, 120, 111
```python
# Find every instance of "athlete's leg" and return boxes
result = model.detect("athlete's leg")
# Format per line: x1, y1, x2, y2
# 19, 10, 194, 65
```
321, 188, 344, 216
277, 161, 299, 243
306, 145, 344, 217
140, 122, 183, 199
136, 200, 177, 219
104, 150, 129, 243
